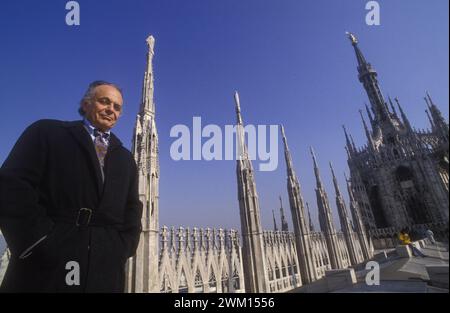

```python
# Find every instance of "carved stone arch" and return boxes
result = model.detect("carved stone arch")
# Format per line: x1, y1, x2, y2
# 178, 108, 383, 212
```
159, 256, 176, 293
273, 257, 282, 280
207, 263, 219, 293
176, 257, 193, 293
280, 253, 289, 278
177, 267, 189, 293
230, 258, 242, 291
193, 267, 204, 293
266, 254, 274, 281
220, 263, 230, 293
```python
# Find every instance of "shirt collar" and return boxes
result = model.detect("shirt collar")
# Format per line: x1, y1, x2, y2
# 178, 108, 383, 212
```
83, 118, 111, 137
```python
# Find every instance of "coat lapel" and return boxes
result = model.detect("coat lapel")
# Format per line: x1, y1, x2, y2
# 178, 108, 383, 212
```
64, 120, 104, 196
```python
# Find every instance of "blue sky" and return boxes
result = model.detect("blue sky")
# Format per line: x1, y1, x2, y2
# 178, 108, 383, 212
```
0, 0, 448, 234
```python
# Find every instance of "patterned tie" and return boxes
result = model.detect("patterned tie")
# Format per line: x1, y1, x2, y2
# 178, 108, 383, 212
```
93, 129, 109, 168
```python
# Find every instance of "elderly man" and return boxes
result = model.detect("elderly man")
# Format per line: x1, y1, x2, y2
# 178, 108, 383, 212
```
0, 81, 143, 292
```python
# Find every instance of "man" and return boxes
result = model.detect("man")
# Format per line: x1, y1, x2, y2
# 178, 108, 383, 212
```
0, 81, 143, 292
398, 228, 427, 258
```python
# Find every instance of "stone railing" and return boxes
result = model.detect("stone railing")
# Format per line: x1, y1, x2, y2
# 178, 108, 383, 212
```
310, 232, 332, 279
263, 231, 301, 292
369, 222, 449, 250
158, 226, 245, 293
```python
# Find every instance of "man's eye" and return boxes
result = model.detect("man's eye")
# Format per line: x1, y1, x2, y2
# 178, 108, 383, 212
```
99, 98, 110, 105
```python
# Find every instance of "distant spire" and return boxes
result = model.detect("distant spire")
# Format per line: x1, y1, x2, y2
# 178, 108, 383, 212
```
395, 97, 412, 132
349, 134, 357, 152
310, 147, 323, 189
329, 162, 342, 198
272, 209, 278, 231
344, 172, 353, 200
365, 103, 374, 125
311, 145, 342, 268
306, 202, 315, 232
342, 125, 354, 155
279, 196, 289, 232
345, 146, 351, 159
359, 109, 375, 150
425, 109, 435, 129
281, 125, 295, 177
346, 32, 394, 131
346, 32, 367, 67
384, 101, 391, 114
388, 96, 398, 117
425, 92, 449, 140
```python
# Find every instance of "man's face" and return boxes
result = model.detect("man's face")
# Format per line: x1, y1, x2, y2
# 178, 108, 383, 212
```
82, 85, 123, 132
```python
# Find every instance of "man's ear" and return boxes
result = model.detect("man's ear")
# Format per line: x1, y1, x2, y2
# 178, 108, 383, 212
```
81, 100, 91, 113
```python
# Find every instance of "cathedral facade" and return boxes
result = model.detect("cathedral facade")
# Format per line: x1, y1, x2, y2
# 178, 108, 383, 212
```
344, 33, 449, 231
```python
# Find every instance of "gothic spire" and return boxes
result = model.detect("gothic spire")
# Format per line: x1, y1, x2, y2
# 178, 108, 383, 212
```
279, 196, 289, 232
234, 91, 268, 293
234, 91, 243, 126
281, 126, 317, 283
425, 92, 449, 140
310, 147, 323, 189
395, 97, 412, 132
272, 209, 278, 231
425, 109, 435, 129
140, 35, 156, 114
342, 125, 354, 155
388, 96, 399, 118
359, 109, 375, 150
234, 91, 248, 162
329, 162, 342, 199
311, 147, 342, 268
330, 163, 358, 265
281, 125, 296, 177
344, 172, 372, 260
346, 32, 394, 130
365, 103, 374, 125
306, 202, 315, 232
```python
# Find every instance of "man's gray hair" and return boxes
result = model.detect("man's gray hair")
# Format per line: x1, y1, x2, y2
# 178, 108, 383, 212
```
78, 80, 123, 116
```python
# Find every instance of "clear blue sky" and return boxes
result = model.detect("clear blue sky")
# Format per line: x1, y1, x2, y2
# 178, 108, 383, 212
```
0, 0, 448, 234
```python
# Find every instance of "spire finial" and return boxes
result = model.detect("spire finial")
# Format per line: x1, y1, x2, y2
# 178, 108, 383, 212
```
280, 124, 287, 147
234, 91, 243, 125
146, 35, 155, 54
346, 32, 358, 45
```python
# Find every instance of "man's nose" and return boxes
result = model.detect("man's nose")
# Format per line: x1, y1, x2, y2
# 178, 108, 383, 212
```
105, 107, 114, 115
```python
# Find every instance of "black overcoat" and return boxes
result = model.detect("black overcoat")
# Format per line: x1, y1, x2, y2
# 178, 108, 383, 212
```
0, 119, 143, 292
